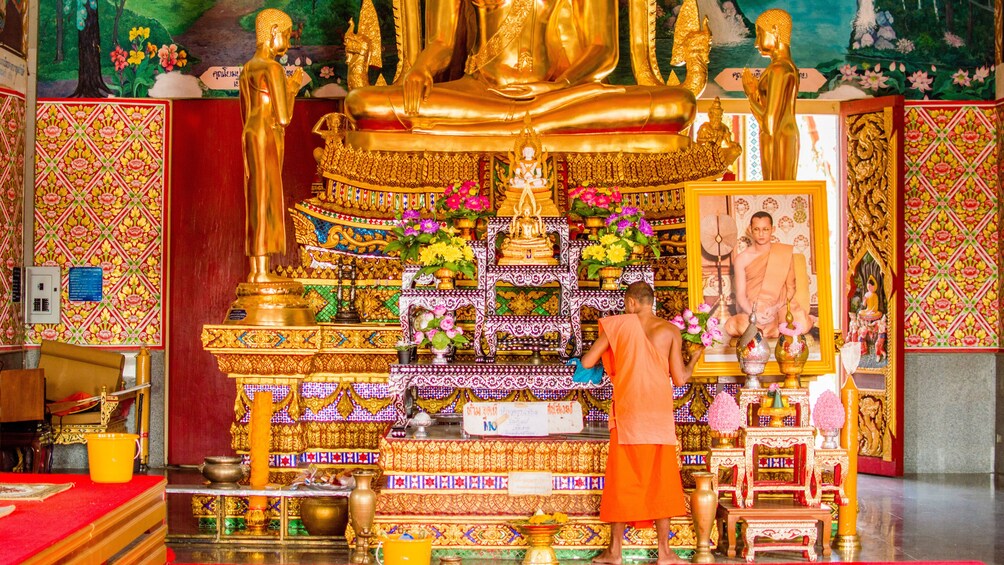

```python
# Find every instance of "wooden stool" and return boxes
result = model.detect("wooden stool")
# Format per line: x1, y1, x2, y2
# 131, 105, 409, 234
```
741, 518, 818, 562
717, 500, 832, 559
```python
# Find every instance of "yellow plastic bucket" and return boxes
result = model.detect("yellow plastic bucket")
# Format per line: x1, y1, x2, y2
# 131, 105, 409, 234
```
85, 433, 139, 483
376, 533, 433, 565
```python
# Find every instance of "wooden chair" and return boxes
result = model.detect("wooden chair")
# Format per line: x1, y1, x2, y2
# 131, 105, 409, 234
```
40, 340, 141, 445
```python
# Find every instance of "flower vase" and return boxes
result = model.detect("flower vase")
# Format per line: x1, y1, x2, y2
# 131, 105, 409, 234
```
434, 268, 456, 290
690, 471, 717, 564
349, 470, 377, 564
431, 347, 451, 365
518, 524, 561, 565
775, 331, 809, 388
597, 266, 623, 290
455, 218, 476, 240
736, 314, 769, 389
584, 216, 605, 238
821, 428, 840, 449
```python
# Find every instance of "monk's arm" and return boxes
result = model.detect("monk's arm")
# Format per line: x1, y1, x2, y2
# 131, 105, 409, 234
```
581, 333, 609, 369
668, 331, 701, 388
733, 253, 751, 314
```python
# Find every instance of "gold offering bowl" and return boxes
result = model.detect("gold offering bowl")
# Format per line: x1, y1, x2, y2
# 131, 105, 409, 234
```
757, 405, 796, 427
513, 523, 563, 565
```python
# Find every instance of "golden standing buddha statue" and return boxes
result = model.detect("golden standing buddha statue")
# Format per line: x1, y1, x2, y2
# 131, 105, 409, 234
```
226, 8, 315, 326
742, 9, 800, 181
342, 0, 709, 148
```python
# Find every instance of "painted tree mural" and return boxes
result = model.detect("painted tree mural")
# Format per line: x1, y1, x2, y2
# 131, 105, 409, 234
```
71, 0, 110, 97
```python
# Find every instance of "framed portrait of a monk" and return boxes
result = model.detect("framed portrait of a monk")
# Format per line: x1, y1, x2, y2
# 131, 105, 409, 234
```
683, 180, 835, 378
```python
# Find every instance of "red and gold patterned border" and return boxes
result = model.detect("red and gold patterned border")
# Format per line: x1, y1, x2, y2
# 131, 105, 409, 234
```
0, 87, 25, 351
903, 103, 999, 349
30, 100, 170, 347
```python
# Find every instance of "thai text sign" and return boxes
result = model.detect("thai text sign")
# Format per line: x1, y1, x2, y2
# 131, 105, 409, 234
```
714, 68, 826, 93
463, 401, 582, 436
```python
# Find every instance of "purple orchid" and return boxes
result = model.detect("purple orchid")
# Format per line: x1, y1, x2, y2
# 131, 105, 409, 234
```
638, 218, 653, 236
419, 219, 440, 233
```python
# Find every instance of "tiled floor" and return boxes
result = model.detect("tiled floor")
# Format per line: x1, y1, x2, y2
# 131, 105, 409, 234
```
167, 473, 1004, 564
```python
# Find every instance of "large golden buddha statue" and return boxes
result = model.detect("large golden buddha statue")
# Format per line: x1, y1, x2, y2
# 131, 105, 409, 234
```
342, 0, 711, 149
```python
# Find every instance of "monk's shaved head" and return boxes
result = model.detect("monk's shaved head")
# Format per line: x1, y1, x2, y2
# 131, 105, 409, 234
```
625, 282, 655, 305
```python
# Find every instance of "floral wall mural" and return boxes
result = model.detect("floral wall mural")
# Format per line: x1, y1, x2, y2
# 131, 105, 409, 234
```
902, 102, 999, 350
0, 87, 24, 351
30, 100, 168, 347
35, 0, 996, 100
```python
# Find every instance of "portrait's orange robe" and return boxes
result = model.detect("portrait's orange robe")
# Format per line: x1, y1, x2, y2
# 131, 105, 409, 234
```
597, 314, 687, 527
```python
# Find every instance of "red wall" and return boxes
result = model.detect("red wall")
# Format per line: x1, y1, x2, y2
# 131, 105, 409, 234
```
168, 98, 338, 463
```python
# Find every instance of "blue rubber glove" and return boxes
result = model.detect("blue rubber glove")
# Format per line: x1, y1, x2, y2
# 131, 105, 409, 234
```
566, 357, 604, 384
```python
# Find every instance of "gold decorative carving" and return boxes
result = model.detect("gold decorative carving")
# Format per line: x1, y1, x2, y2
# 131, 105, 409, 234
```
301, 422, 388, 451
845, 108, 900, 464
376, 494, 603, 515
378, 436, 609, 474
845, 111, 893, 255
858, 393, 891, 459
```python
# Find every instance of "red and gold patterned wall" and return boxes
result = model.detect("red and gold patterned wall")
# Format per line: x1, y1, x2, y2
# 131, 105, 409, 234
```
30, 100, 169, 347
0, 87, 25, 351
902, 102, 999, 350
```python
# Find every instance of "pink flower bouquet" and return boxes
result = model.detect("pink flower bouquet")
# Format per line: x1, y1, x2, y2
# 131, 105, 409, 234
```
669, 303, 723, 347
568, 183, 623, 218
812, 390, 846, 431
413, 306, 470, 350
708, 392, 743, 434
436, 180, 493, 222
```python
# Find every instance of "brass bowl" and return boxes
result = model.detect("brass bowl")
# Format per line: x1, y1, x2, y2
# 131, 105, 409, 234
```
201, 456, 247, 488
300, 496, 349, 536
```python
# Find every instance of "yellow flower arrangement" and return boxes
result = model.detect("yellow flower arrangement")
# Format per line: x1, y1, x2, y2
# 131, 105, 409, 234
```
580, 232, 635, 278
527, 511, 568, 525
416, 235, 476, 280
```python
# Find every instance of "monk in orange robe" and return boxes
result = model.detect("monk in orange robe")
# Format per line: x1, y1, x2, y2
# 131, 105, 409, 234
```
581, 282, 703, 565
724, 211, 812, 339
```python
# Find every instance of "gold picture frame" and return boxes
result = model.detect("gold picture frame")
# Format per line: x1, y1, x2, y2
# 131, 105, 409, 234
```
684, 180, 835, 378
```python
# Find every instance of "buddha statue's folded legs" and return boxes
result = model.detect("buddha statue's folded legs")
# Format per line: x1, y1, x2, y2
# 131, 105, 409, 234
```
344, 77, 697, 135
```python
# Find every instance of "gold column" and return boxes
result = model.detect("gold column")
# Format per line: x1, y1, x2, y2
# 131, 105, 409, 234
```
136, 347, 151, 470
835, 375, 861, 552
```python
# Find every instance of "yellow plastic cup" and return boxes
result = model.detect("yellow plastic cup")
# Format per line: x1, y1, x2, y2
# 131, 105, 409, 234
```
376, 533, 433, 565
85, 433, 140, 483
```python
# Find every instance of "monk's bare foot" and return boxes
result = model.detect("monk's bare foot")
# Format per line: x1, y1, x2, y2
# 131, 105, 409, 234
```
656, 549, 687, 564
591, 550, 622, 565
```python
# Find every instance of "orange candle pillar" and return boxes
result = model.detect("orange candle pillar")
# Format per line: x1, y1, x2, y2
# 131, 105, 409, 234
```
246, 390, 273, 534
835, 375, 860, 552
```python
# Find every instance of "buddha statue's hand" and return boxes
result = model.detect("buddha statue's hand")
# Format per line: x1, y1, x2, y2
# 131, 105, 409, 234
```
287, 67, 305, 92
741, 68, 757, 96
488, 80, 570, 100
402, 68, 434, 115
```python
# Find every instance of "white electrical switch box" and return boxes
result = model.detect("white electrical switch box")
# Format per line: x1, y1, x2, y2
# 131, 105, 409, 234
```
26, 266, 61, 324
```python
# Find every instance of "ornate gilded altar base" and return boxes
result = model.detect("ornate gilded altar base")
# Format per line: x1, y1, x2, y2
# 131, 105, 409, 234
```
202, 323, 403, 481
350, 427, 715, 558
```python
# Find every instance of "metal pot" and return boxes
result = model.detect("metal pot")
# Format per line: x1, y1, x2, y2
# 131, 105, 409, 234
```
300, 496, 349, 536
200, 455, 247, 488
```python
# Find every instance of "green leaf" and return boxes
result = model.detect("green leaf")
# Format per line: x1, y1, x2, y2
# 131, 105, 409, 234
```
431, 331, 450, 350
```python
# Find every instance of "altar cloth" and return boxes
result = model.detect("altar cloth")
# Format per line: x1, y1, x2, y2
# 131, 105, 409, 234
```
0, 472, 166, 565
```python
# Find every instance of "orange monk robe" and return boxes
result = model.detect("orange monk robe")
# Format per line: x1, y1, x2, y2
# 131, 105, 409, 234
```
735, 242, 811, 336
597, 314, 687, 528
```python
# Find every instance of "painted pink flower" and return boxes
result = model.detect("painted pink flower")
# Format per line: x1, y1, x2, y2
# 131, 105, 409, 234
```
943, 32, 964, 48
838, 64, 857, 81
973, 66, 990, 83
110, 45, 128, 72
951, 70, 971, 87
859, 70, 888, 91
158, 44, 179, 72
319, 66, 334, 79
907, 71, 933, 92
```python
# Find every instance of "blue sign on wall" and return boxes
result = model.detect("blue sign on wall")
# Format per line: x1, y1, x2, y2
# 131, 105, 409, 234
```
68, 267, 103, 302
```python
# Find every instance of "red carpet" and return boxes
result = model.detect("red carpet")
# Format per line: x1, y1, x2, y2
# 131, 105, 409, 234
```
0, 472, 164, 565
